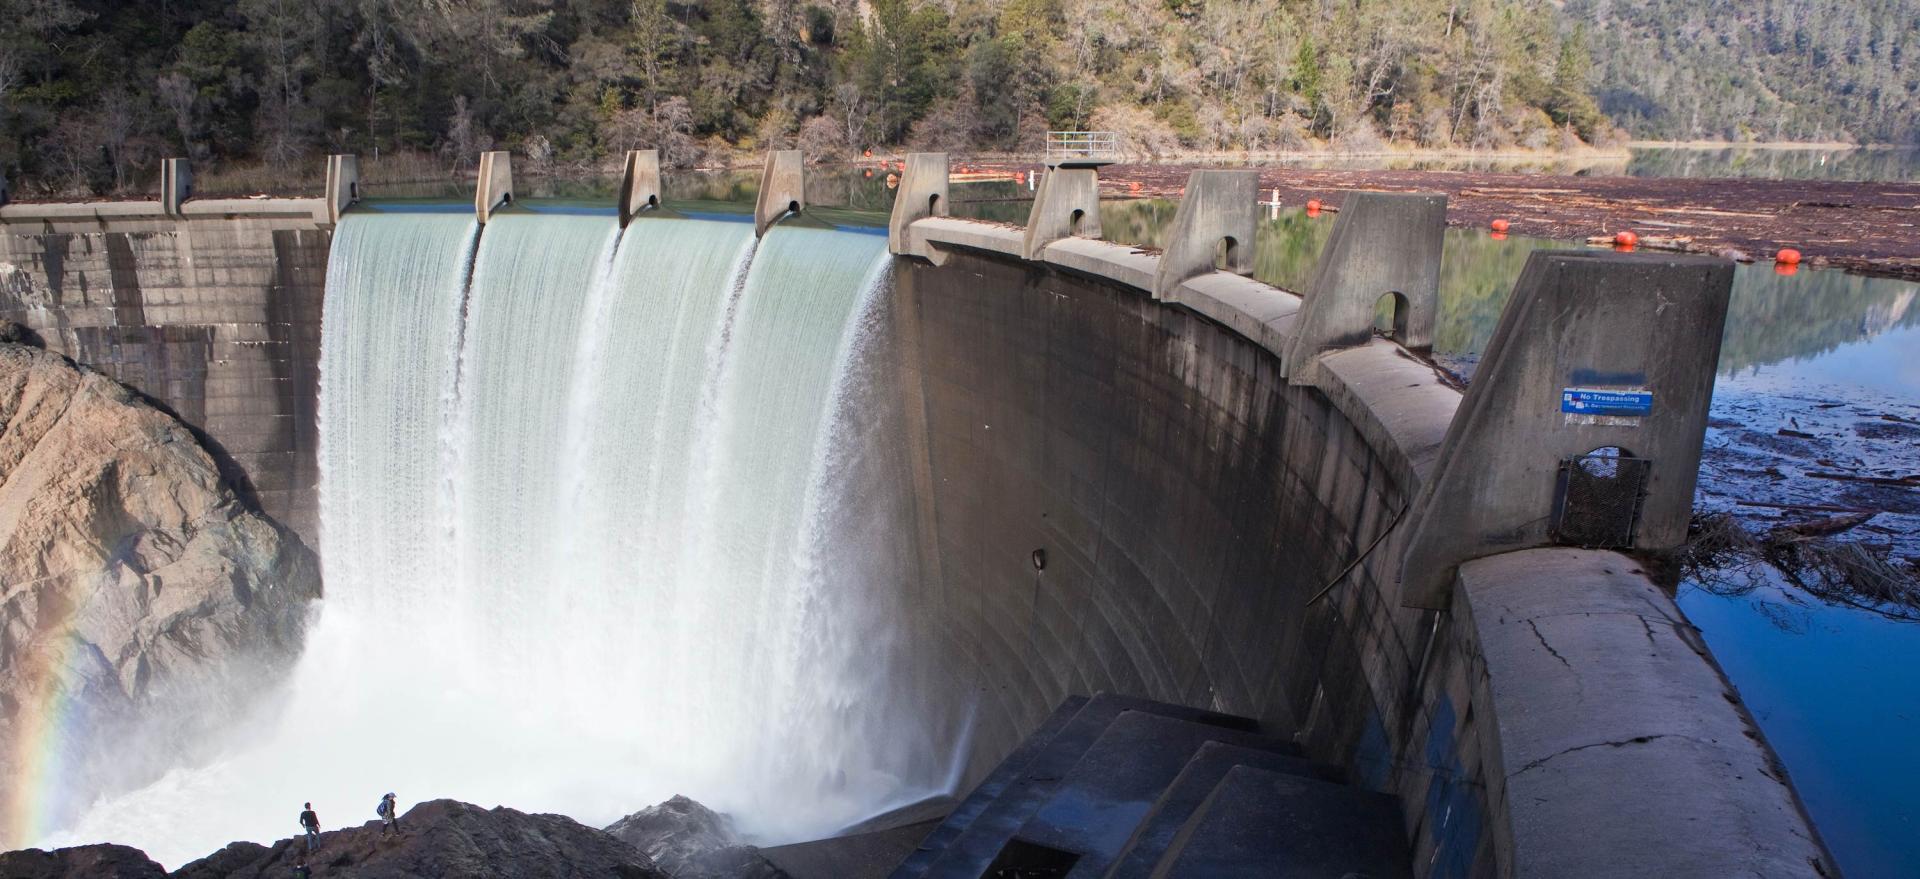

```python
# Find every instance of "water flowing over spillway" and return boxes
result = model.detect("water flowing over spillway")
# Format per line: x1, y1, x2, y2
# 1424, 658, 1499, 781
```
43, 209, 946, 865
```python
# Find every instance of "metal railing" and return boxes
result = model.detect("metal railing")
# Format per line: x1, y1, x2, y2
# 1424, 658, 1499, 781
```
1045, 131, 1121, 163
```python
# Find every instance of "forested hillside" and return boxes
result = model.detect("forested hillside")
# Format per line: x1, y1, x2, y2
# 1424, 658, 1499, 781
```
0, 0, 1911, 196
1569, 0, 1918, 144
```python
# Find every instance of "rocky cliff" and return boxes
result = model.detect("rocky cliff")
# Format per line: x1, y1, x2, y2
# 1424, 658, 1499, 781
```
0, 340, 321, 846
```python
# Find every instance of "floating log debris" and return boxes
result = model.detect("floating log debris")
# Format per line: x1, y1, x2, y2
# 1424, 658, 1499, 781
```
969, 162, 1920, 281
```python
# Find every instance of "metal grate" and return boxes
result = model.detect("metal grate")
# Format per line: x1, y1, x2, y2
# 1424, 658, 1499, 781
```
1552, 449, 1651, 548
1044, 131, 1121, 164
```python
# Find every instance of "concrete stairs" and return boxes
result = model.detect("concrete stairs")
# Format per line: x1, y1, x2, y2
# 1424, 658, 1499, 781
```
889, 694, 1410, 879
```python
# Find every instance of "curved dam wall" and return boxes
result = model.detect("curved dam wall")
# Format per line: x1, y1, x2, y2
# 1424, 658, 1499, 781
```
0, 153, 1831, 877
0, 200, 331, 542
877, 240, 1824, 876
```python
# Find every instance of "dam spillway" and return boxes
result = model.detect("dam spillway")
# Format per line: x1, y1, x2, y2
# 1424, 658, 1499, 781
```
36, 208, 951, 864
0, 154, 1847, 877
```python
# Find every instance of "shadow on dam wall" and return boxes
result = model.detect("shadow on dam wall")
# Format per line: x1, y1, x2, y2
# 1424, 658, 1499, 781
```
0, 201, 329, 543
0, 153, 1836, 877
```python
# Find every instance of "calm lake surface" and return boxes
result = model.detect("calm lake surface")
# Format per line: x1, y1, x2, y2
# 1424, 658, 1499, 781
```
360, 162, 1919, 876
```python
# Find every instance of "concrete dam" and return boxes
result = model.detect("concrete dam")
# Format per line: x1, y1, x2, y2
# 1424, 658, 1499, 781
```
0, 153, 1830, 876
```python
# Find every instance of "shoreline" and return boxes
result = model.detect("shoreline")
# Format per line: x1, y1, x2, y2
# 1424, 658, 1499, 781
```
1623, 140, 1900, 151
966, 161, 1920, 282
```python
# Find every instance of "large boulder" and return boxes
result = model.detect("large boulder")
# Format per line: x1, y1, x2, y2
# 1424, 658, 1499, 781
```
169, 799, 666, 878
0, 343, 321, 846
604, 796, 789, 879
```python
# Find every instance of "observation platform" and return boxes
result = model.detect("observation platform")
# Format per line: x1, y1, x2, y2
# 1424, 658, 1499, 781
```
1043, 131, 1122, 168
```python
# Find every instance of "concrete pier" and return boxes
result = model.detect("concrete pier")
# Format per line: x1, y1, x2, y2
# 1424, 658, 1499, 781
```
1021, 167, 1101, 259
1398, 250, 1733, 609
888, 154, 950, 262
1283, 191, 1447, 381
755, 150, 805, 237
324, 154, 360, 225
161, 158, 193, 216
618, 150, 662, 226
1150, 169, 1259, 301
475, 151, 513, 223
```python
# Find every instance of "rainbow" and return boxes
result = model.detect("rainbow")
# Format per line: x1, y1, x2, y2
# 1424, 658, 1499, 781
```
5, 630, 97, 851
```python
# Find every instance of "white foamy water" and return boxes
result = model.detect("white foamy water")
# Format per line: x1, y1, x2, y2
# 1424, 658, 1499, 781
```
42, 212, 943, 867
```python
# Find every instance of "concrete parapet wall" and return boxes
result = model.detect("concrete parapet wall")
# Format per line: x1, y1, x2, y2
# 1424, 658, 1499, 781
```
0, 208, 329, 544
1453, 549, 1829, 876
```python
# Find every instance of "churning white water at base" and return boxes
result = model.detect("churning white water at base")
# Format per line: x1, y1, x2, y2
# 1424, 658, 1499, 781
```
42, 212, 944, 866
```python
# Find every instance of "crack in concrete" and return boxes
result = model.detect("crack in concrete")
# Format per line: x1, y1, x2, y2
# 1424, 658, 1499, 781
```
1525, 619, 1575, 671
1510, 733, 1707, 776
1638, 614, 1662, 650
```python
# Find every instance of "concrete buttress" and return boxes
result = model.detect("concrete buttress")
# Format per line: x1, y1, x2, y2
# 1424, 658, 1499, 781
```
1022, 167, 1101, 259
475, 151, 514, 223
755, 150, 805, 237
1151, 169, 1259, 302
1397, 250, 1734, 608
1283, 191, 1446, 381
161, 159, 193, 216
324, 155, 360, 226
889, 153, 950, 261
619, 150, 662, 226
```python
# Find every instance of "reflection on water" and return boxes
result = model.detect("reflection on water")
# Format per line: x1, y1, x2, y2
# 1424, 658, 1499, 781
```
1023, 197, 1920, 375
1627, 147, 1920, 183
1678, 573, 1920, 878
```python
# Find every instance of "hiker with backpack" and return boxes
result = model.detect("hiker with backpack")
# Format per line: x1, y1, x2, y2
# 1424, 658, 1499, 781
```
378, 792, 401, 834
298, 802, 320, 851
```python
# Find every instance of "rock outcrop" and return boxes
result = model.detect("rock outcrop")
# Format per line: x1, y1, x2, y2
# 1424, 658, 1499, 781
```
168, 799, 666, 878
0, 342, 321, 846
604, 796, 790, 879
0, 844, 167, 878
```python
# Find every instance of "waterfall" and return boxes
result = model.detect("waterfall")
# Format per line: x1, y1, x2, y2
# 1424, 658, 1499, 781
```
43, 210, 936, 866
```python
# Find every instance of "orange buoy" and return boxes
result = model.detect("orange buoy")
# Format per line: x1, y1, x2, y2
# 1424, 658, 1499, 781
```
1306, 198, 1322, 212
1015, 171, 1026, 184
1490, 219, 1510, 233
1776, 248, 1802, 266
863, 169, 873, 178
863, 149, 872, 158
1614, 230, 1638, 248
1128, 181, 1143, 193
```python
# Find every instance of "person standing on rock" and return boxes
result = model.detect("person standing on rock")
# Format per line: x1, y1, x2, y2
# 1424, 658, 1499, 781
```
299, 802, 321, 851
378, 792, 401, 835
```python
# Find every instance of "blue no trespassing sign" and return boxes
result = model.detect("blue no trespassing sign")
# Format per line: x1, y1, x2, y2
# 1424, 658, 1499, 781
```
1561, 388, 1654, 417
